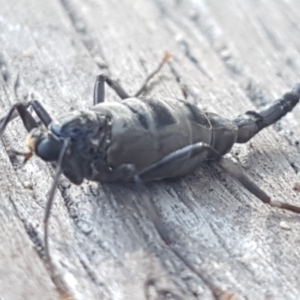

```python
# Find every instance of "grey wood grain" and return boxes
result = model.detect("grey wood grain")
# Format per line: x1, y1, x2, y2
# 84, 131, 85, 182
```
1, 0, 300, 299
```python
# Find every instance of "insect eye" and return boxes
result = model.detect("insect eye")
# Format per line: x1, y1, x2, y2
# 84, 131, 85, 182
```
72, 128, 80, 134
36, 138, 62, 161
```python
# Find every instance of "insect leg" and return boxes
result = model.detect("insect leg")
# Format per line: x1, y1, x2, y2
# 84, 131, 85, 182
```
93, 51, 172, 103
216, 151, 300, 214
93, 74, 105, 104
136, 143, 211, 182
0, 101, 52, 136
136, 142, 300, 214
0, 103, 37, 136
93, 74, 130, 103
134, 51, 172, 97
234, 83, 300, 143
30, 100, 52, 127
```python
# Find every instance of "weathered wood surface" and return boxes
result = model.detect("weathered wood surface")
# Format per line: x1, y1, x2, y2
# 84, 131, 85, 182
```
1, 0, 300, 299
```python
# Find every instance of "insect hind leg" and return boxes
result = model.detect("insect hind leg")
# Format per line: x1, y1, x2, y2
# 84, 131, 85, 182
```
234, 83, 300, 143
136, 143, 210, 181
136, 142, 300, 214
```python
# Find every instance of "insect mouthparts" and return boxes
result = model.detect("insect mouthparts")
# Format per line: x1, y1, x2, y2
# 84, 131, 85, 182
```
26, 133, 38, 153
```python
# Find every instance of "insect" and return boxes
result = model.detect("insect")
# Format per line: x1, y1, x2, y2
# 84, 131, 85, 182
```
1, 52, 300, 265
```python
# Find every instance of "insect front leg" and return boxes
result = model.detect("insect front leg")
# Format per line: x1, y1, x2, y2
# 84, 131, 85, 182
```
0, 100, 53, 136
93, 51, 172, 104
135, 142, 300, 215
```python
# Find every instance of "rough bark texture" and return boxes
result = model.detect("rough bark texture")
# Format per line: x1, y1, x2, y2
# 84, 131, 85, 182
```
1, 0, 300, 299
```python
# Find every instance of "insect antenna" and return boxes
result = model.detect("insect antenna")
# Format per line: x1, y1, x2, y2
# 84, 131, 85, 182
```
43, 137, 70, 265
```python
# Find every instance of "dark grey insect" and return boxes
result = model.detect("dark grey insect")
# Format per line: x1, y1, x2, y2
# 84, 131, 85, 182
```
1, 52, 300, 265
